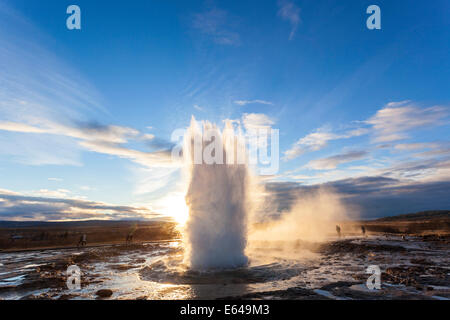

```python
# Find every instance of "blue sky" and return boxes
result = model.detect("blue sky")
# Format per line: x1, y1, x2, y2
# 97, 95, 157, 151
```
0, 0, 449, 220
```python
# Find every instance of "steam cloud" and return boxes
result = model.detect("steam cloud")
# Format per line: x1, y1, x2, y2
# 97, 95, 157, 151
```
249, 187, 354, 243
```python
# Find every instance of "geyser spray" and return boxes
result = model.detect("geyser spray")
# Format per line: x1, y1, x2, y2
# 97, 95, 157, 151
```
183, 118, 249, 269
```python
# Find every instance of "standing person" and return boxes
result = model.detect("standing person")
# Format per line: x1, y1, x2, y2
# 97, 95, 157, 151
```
336, 225, 341, 238
78, 234, 87, 247
361, 225, 366, 237
126, 232, 133, 245
126, 223, 137, 245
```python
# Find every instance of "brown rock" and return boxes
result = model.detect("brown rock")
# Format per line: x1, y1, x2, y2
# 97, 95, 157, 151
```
96, 289, 113, 298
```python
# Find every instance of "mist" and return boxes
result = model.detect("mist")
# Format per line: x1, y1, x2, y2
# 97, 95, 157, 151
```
249, 187, 355, 243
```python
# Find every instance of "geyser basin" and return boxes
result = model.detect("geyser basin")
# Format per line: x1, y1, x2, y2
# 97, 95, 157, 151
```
140, 256, 303, 285
183, 119, 249, 270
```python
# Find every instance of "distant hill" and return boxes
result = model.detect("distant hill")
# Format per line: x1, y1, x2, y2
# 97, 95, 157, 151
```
0, 219, 179, 251
376, 210, 450, 222
0, 219, 169, 229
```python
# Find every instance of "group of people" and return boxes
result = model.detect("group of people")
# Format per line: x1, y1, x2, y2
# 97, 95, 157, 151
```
76, 232, 135, 248
335, 225, 367, 238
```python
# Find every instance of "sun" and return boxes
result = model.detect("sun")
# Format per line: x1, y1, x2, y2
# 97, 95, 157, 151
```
160, 194, 190, 225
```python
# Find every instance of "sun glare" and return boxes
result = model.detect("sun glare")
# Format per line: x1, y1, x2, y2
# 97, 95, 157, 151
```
160, 194, 189, 225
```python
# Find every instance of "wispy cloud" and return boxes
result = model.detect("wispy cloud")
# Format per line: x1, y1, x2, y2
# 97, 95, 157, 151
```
414, 147, 450, 159
284, 144, 450, 187
283, 101, 448, 161
0, 120, 175, 168
234, 100, 273, 106
0, 4, 106, 166
283, 128, 340, 160
305, 150, 368, 170
378, 157, 450, 183
0, 121, 139, 144
79, 140, 173, 168
366, 101, 448, 143
394, 142, 439, 151
277, 0, 301, 40
0, 4, 176, 169
192, 8, 240, 45
283, 126, 366, 161
193, 104, 204, 111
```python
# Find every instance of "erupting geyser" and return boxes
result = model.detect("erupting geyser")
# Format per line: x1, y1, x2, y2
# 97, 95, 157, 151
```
183, 117, 249, 270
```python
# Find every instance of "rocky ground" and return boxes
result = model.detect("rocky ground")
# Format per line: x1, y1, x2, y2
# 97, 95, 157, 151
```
0, 235, 448, 300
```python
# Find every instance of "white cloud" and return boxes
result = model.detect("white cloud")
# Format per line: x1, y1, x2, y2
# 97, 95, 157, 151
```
0, 122, 47, 134
32, 189, 71, 198
366, 102, 448, 143
346, 127, 370, 137
277, 0, 301, 40
0, 188, 20, 196
242, 113, 274, 130
386, 100, 411, 107
234, 100, 273, 106
141, 133, 155, 141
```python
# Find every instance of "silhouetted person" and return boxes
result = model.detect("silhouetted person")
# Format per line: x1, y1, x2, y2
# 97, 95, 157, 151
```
78, 234, 87, 247
126, 233, 133, 245
336, 225, 341, 238
361, 225, 366, 237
